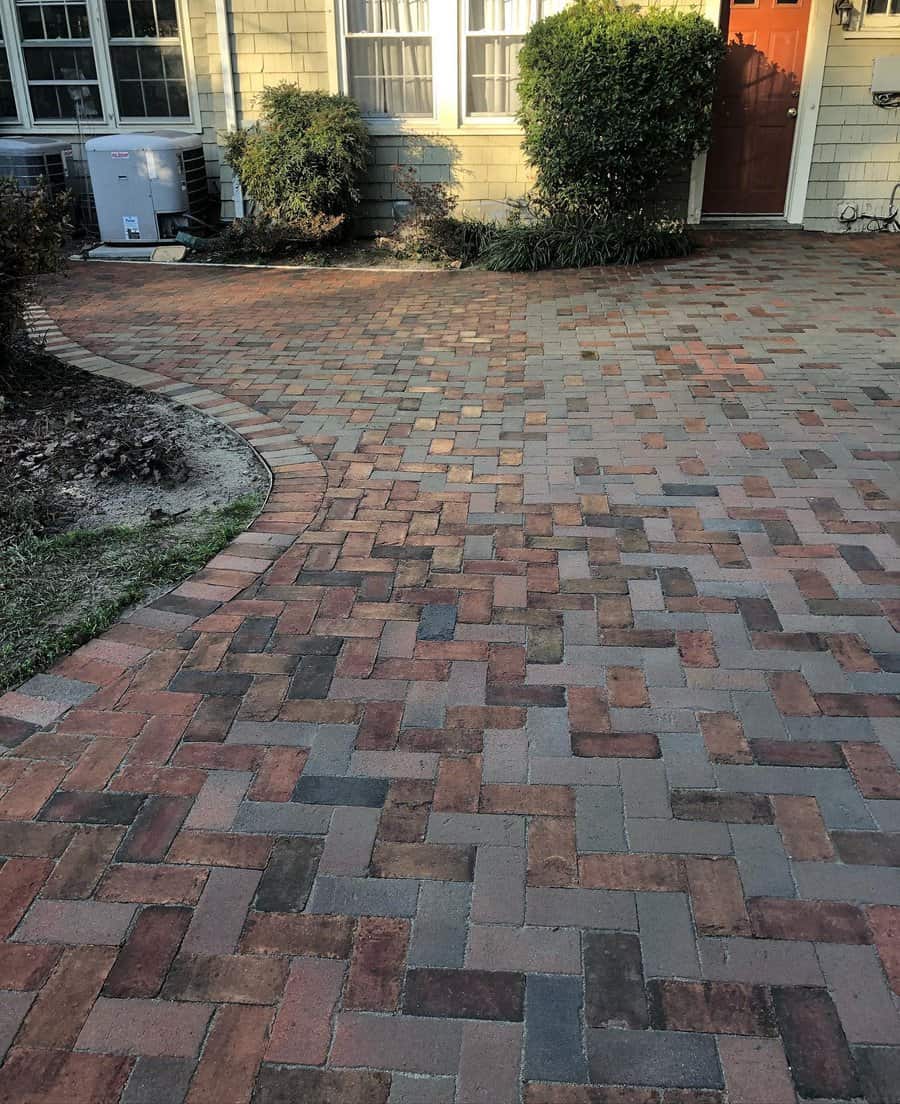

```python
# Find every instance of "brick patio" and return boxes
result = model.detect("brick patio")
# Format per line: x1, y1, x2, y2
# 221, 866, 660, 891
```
1, 232, 899, 1103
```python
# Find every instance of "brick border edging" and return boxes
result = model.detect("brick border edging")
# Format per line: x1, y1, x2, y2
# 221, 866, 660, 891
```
0, 308, 329, 732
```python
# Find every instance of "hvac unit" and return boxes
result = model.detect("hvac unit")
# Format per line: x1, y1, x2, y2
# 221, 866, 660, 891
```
0, 136, 69, 194
85, 132, 208, 244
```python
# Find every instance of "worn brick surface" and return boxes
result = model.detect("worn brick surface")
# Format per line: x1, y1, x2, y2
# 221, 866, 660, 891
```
2, 234, 898, 1099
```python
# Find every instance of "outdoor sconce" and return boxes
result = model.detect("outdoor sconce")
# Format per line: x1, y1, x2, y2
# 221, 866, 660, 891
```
834, 0, 854, 28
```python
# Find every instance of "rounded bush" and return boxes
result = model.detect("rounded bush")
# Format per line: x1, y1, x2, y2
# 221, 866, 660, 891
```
518, 0, 725, 216
1, 180, 69, 359
223, 85, 369, 229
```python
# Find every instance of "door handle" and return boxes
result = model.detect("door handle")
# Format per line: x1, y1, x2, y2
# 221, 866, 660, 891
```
787, 107, 798, 117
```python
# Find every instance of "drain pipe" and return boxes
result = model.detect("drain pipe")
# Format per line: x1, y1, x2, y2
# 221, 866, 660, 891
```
214, 0, 244, 218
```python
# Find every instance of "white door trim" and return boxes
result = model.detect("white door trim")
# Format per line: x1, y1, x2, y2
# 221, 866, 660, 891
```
784, 0, 831, 224
688, 0, 832, 226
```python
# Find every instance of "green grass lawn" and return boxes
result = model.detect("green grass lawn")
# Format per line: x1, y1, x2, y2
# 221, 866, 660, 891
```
0, 494, 261, 694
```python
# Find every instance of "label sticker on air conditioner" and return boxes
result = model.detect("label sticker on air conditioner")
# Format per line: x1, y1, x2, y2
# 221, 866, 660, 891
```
111, 151, 129, 159
122, 215, 140, 240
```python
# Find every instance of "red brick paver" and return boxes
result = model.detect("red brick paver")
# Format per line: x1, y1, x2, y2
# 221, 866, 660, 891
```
1, 233, 899, 1102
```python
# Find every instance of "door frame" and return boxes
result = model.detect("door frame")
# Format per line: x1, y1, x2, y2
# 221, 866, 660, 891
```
688, 0, 831, 224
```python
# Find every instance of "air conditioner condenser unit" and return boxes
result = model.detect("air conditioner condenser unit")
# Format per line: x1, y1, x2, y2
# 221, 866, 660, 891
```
85, 132, 209, 245
0, 136, 69, 194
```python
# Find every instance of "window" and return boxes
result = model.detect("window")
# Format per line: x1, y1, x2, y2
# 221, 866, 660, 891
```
340, 0, 571, 124
344, 0, 432, 117
105, 0, 188, 118
0, 0, 192, 127
0, 29, 16, 118
863, 0, 900, 24
465, 0, 567, 117
16, 1, 101, 120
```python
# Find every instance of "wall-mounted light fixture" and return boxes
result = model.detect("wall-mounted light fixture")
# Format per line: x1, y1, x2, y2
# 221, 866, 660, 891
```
834, 0, 854, 29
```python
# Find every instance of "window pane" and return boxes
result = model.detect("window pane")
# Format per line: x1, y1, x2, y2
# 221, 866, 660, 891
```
469, 0, 531, 32
348, 37, 432, 115
347, 0, 429, 34
138, 44, 164, 76
161, 45, 184, 79
69, 3, 90, 35
141, 79, 169, 114
43, 6, 71, 37
116, 77, 144, 114
131, 0, 157, 35
467, 35, 522, 114
23, 46, 53, 79
18, 7, 46, 38
29, 83, 63, 117
0, 46, 16, 118
105, 0, 132, 36
156, 0, 179, 36
892, 0, 900, 14
167, 78, 188, 114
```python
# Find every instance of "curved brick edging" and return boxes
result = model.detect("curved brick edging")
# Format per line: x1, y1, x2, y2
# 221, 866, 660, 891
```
27, 305, 328, 536
0, 309, 328, 733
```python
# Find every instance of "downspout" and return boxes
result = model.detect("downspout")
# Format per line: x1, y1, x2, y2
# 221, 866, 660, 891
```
214, 0, 244, 218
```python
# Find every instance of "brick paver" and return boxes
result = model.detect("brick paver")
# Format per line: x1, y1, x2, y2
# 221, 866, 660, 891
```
1, 232, 898, 1102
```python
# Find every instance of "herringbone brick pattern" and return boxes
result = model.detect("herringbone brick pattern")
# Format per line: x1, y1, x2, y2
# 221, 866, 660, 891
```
0, 233, 898, 1103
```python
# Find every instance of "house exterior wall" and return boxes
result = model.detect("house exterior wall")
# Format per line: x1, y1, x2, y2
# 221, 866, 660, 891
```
0, 0, 896, 234
803, 28, 900, 230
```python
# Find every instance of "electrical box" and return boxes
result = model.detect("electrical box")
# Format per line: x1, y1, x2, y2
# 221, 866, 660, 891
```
0, 136, 69, 194
872, 56, 900, 94
85, 132, 208, 244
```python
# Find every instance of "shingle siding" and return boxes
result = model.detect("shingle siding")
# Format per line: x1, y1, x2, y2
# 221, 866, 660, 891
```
804, 29, 900, 231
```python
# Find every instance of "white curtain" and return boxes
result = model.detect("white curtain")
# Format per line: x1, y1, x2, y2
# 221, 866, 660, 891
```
468, 0, 531, 32
466, 1, 570, 114
467, 35, 522, 114
347, 0, 430, 33
349, 37, 432, 115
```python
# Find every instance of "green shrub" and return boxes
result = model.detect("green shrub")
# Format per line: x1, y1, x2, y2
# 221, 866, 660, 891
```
518, 0, 724, 216
0, 180, 70, 362
479, 210, 693, 272
223, 85, 369, 233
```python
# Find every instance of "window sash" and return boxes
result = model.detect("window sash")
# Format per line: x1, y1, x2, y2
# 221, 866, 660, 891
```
105, 0, 180, 42
16, 1, 102, 120
343, 0, 434, 118
110, 41, 188, 118
463, 0, 569, 120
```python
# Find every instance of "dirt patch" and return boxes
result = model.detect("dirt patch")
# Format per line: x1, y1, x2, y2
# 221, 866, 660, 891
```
1, 349, 268, 543
0, 348, 269, 693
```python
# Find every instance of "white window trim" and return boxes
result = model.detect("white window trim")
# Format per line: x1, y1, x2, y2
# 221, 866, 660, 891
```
844, 0, 900, 34
0, 0, 201, 133
334, 0, 560, 134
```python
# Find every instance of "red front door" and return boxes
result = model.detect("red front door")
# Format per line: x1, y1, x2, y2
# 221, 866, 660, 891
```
703, 0, 811, 215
